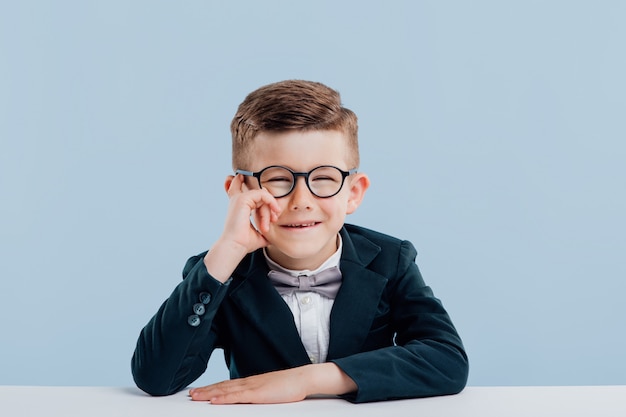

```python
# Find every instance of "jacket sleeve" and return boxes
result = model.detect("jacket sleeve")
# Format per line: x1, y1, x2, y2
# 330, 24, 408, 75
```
331, 240, 469, 403
131, 253, 230, 396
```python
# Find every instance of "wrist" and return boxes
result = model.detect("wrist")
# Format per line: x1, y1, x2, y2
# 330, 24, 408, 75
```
203, 240, 248, 282
304, 363, 357, 397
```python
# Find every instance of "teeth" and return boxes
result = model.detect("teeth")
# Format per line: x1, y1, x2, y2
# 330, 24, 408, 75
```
288, 222, 316, 227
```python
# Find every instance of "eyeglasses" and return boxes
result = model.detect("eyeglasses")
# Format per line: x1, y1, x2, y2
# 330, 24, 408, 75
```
235, 165, 357, 198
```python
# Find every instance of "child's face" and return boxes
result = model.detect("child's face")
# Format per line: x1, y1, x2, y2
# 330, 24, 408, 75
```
241, 129, 369, 270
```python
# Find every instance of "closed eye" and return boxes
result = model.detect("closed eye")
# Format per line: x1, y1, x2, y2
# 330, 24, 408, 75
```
311, 176, 338, 182
264, 177, 292, 183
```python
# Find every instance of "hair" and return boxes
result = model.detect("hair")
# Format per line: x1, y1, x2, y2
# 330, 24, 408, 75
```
230, 80, 359, 169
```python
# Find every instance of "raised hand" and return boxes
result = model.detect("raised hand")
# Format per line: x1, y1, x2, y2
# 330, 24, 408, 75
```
203, 174, 281, 282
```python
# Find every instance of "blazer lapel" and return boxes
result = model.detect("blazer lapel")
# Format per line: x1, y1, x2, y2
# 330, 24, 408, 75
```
228, 250, 311, 366
327, 228, 388, 360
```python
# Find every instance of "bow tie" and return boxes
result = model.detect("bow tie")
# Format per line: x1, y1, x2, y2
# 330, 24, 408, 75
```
268, 266, 343, 299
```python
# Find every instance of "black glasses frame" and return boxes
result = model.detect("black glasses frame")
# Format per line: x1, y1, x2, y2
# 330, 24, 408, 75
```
235, 165, 357, 198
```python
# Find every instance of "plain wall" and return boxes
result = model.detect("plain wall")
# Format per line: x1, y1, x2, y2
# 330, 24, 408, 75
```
1, 0, 625, 388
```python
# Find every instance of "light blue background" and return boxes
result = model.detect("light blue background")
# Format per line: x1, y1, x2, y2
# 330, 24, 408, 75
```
1, 1, 624, 388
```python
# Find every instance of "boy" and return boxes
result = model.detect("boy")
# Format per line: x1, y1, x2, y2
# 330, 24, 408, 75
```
131, 80, 468, 404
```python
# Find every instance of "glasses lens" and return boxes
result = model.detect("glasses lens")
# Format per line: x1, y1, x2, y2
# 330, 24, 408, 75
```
259, 167, 294, 197
308, 166, 344, 197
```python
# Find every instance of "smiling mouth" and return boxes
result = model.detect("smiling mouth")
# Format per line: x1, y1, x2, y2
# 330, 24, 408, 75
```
283, 222, 320, 228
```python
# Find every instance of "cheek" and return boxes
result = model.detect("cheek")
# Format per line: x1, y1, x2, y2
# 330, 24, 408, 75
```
320, 199, 349, 217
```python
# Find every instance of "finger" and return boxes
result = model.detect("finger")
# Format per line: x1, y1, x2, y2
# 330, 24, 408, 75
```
189, 384, 227, 401
256, 189, 281, 223
247, 192, 279, 225
260, 187, 281, 216
226, 174, 246, 197
208, 389, 252, 405
256, 204, 272, 234
190, 380, 253, 403
189, 388, 215, 401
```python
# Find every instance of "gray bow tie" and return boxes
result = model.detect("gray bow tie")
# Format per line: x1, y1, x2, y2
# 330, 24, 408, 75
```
268, 266, 342, 299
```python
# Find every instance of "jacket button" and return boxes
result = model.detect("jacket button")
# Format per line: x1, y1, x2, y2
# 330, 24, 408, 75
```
188, 315, 201, 327
193, 303, 206, 315
199, 292, 211, 304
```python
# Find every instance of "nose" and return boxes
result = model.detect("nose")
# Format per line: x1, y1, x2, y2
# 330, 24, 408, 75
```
288, 176, 313, 210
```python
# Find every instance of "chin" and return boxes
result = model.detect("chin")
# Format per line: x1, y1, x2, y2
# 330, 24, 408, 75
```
267, 244, 327, 267
272, 245, 320, 261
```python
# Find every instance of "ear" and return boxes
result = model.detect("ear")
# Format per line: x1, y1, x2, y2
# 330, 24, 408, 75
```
224, 175, 235, 194
345, 173, 370, 214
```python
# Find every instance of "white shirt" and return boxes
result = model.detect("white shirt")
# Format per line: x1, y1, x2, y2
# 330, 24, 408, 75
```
263, 235, 343, 364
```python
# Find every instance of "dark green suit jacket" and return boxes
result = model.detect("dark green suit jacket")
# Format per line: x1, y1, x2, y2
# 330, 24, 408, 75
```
131, 224, 468, 403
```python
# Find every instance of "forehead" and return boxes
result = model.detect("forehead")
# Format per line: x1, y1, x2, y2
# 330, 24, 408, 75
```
246, 130, 353, 171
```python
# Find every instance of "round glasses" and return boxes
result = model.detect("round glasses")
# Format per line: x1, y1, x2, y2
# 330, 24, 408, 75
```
235, 165, 357, 198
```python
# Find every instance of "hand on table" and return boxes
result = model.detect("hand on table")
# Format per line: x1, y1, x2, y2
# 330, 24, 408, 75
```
189, 363, 357, 404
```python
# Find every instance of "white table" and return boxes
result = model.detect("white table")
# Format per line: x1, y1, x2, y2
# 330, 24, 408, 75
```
1, 385, 625, 417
